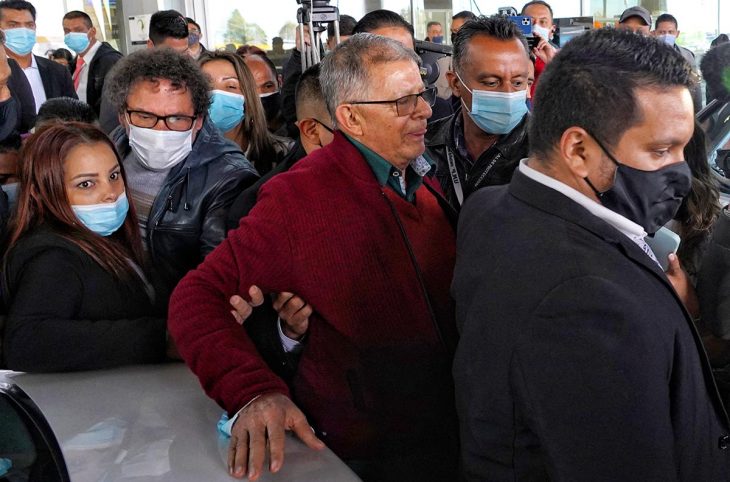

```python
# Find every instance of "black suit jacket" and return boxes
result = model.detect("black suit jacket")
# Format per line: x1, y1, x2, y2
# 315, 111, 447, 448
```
453, 168, 730, 481
35, 55, 77, 101
6, 58, 36, 133
85, 42, 122, 115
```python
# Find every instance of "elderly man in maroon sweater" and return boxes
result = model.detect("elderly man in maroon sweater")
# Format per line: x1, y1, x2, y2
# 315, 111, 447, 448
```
168, 33, 459, 482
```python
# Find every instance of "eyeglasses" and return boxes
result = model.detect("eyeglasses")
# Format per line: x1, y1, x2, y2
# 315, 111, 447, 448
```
126, 110, 197, 132
347, 87, 437, 117
312, 118, 334, 134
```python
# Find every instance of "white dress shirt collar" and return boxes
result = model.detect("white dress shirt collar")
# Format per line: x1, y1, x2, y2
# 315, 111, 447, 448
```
518, 159, 648, 241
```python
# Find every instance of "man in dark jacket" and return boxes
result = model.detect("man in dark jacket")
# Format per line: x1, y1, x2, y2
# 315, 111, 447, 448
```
0, 1, 77, 116
425, 15, 530, 211
454, 28, 730, 480
62, 10, 122, 116
105, 48, 258, 298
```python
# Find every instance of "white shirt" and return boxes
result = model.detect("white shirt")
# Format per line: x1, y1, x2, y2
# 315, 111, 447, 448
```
75, 40, 102, 103
22, 55, 46, 114
518, 159, 659, 263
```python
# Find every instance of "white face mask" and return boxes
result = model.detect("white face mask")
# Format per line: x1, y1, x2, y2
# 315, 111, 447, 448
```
128, 124, 193, 171
532, 24, 551, 40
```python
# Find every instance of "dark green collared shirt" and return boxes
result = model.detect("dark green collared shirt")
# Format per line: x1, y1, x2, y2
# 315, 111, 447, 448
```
346, 135, 434, 202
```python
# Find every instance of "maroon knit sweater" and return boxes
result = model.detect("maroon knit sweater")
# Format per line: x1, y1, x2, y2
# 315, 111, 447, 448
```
168, 132, 458, 460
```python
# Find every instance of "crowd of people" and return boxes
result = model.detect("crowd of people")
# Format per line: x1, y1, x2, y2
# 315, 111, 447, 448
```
2, 0, 730, 479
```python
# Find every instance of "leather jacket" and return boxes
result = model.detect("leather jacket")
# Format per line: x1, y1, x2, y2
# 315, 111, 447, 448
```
112, 117, 259, 296
424, 108, 529, 211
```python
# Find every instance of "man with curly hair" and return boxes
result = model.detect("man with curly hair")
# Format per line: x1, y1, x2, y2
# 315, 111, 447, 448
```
104, 47, 258, 298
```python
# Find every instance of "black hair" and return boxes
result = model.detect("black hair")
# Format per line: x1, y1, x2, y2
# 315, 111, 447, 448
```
0, 0, 35, 21
295, 63, 324, 119
36, 97, 97, 127
452, 10, 476, 21
655, 13, 678, 30
62, 10, 92, 29
328, 14, 357, 38
520, 1, 553, 19
353, 9, 415, 38
530, 28, 693, 159
185, 17, 201, 32
0, 133, 21, 153
452, 15, 529, 75
106, 48, 210, 116
248, 53, 279, 81
701, 42, 730, 103
50, 48, 73, 64
149, 9, 188, 45
427, 21, 442, 29
674, 123, 720, 277
711, 33, 729, 49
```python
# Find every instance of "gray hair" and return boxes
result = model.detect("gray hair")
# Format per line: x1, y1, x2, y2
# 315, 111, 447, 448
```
105, 48, 210, 116
320, 32, 421, 126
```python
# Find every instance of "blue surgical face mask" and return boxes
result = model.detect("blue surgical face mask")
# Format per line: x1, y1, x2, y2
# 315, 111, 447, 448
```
3, 27, 36, 56
64, 31, 90, 54
658, 34, 676, 47
532, 24, 551, 40
72, 191, 129, 237
431, 35, 444, 44
1, 182, 19, 209
209, 89, 245, 133
456, 72, 528, 135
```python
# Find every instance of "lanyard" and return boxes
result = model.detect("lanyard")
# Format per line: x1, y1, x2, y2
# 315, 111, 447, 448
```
445, 147, 464, 206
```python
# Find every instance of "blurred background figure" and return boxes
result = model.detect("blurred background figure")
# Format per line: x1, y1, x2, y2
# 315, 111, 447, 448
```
49, 47, 73, 71
186, 16, 206, 60
425, 20, 443, 43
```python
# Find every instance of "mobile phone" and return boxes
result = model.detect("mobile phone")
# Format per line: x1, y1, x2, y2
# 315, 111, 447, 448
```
645, 227, 681, 271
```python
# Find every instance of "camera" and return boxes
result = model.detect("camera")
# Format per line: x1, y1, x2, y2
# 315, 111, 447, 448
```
296, 0, 340, 70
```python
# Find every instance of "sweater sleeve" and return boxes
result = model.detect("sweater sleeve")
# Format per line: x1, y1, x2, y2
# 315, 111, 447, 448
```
168, 182, 294, 415
3, 248, 167, 372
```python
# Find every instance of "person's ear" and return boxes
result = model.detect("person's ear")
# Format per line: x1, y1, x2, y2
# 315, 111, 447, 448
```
559, 126, 598, 179
447, 70, 461, 98
146, 39, 154, 49
88, 26, 96, 39
297, 118, 321, 146
335, 104, 364, 137
675, 30, 681, 39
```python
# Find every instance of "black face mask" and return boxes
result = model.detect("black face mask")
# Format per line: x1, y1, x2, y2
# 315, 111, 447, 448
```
584, 135, 692, 235
259, 91, 281, 123
450, 32, 457, 44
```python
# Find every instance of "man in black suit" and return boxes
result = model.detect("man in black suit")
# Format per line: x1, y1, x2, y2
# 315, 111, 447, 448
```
62, 10, 122, 116
0, 0, 76, 118
453, 28, 730, 480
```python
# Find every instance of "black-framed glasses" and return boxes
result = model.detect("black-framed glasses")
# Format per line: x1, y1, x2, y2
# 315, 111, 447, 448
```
347, 87, 437, 117
125, 110, 196, 132
312, 118, 334, 134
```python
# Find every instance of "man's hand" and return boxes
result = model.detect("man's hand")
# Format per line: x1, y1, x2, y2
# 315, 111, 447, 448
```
665, 253, 700, 318
229, 286, 266, 324
273, 292, 311, 340
228, 393, 325, 480
295, 25, 311, 52
532, 33, 557, 65
229, 288, 312, 341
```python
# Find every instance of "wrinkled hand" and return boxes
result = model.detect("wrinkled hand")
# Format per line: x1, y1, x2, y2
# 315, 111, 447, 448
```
228, 393, 324, 480
273, 292, 311, 340
532, 33, 557, 65
229, 286, 265, 324
665, 253, 700, 319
